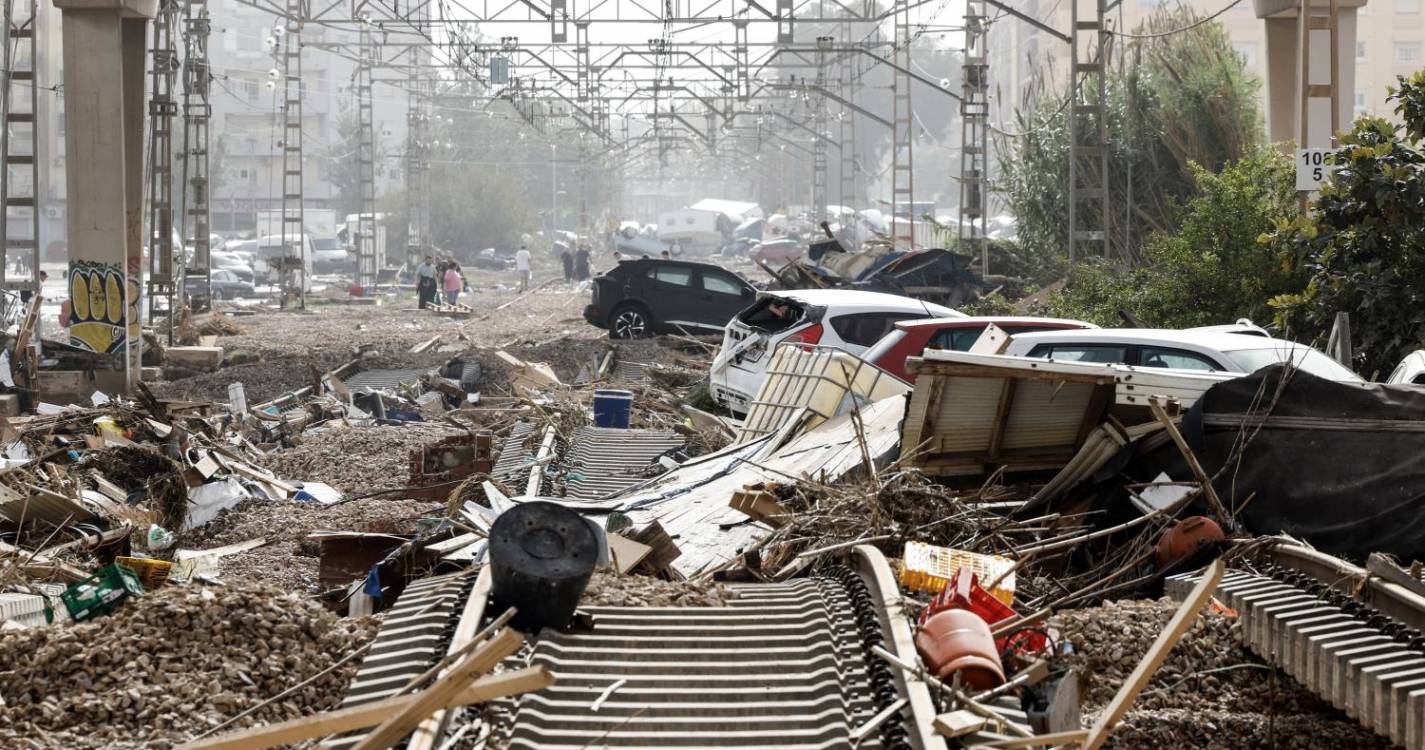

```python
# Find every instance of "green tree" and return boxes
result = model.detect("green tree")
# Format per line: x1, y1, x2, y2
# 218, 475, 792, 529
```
997, 8, 1263, 265
1268, 72, 1425, 377
1049, 149, 1302, 327
320, 105, 366, 219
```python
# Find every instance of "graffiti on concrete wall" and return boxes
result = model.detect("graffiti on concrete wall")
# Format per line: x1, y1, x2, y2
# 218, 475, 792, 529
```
67, 260, 136, 355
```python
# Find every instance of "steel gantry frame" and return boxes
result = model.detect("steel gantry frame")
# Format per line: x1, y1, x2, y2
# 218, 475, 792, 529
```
959, 0, 989, 272
0, 0, 39, 294
278, 0, 306, 309
810, 36, 830, 222
146, 0, 181, 331
355, 23, 378, 293
889, 0, 914, 249
1068, 0, 1110, 262
837, 21, 859, 212
231, 0, 1109, 260
179, 0, 212, 311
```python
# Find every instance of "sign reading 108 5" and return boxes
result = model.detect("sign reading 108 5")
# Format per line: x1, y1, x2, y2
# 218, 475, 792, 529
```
1295, 148, 1337, 191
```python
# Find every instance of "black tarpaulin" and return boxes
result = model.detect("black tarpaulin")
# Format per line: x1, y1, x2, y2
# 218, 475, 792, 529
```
1182, 364, 1425, 560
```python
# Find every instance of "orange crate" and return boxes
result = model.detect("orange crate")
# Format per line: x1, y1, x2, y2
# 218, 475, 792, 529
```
898, 541, 1016, 606
114, 557, 173, 590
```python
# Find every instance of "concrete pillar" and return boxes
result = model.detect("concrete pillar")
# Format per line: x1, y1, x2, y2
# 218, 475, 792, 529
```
52, 0, 154, 393
1257, 0, 1367, 148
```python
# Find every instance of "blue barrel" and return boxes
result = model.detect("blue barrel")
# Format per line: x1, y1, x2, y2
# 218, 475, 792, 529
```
592, 388, 633, 428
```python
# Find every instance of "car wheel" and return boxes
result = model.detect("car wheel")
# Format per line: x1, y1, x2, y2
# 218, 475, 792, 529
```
610, 304, 652, 339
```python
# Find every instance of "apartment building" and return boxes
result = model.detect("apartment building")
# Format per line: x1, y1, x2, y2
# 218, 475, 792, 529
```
19, 0, 407, 250
987, 0, 1416, 132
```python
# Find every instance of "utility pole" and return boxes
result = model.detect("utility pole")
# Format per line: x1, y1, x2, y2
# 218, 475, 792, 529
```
1068, 0, 1110, 263
837, 21, 859, 212
890, 0, 915, 249
146, 0, 181, 335
179, 0, 212, 311
0, 0, 40, 297
278, 0, 305, 309
959, 0, 989, 272
811, 36, 831, 222
355, 22, 377, 294
404, 0, 430, 264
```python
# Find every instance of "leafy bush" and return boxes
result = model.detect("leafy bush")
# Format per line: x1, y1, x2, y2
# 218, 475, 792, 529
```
1049, 149, 1301, 328
997, 8, 1263, 266
1268, 72, 1425, 377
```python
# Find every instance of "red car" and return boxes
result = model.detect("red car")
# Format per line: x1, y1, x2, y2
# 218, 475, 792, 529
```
865, 316, 1097, 382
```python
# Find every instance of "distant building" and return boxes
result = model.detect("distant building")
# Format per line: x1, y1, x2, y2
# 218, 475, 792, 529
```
20, 0, 408, 252
987, 0, 1410, 134
208, 0, 407, 237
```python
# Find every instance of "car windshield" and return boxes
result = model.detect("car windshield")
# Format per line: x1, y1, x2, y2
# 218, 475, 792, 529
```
313, 238, 339, 251
1224, 346, 1362, 382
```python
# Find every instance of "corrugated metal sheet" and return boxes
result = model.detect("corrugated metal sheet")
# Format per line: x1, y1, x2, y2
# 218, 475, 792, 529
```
904, 350, 1226, 478
323, 572, 470, 749
344, 368, 432, 390
611, 397, 906, 577
563, 426, 684, 500
493, 421, 540, 486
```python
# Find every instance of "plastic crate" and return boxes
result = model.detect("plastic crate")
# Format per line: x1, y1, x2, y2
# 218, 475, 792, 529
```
61, 564, 145, 622
114, 557, 173, 590
899, 541, 1016, 606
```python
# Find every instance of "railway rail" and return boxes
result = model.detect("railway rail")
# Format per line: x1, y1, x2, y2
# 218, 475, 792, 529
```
1167, 542, 1425, 750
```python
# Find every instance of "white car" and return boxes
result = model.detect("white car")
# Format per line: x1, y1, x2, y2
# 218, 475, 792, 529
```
1386, 351, 1425, 385
710, 289, 962, 414
209, 249, 255, 283
1002, 329, 1362, 382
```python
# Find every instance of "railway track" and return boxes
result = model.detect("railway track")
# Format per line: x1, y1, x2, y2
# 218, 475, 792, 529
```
1167, 543, 1425, 750
326, 547, 1045, 749
494, 546, 949, 750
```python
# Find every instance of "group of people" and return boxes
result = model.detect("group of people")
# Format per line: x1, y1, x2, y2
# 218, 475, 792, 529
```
557, 245, 593, 285
415, 256, 466, 308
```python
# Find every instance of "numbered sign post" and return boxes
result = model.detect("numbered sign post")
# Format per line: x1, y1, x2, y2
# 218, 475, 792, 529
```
1295, 148, 1336, 191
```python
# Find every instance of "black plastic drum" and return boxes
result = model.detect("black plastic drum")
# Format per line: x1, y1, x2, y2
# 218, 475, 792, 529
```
488, 501, 599, 632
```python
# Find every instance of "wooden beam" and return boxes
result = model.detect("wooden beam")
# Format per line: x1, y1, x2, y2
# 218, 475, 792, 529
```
986, 379, 1018, 460
1147, 398, 1231, 527
1081, 559, 1225, 750
351, 628, 525, 750
175, 667, 551, 750
979, 729, 1089, 748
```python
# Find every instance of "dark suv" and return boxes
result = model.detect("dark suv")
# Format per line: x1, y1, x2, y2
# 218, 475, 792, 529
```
584, 259, 757, 338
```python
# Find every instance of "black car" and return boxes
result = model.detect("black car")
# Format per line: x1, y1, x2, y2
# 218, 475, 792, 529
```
584, 259, 757, 338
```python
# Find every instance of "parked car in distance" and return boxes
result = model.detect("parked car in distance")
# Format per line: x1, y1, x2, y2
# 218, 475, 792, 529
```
584, 258, 757, 339
1003, 329, 1362, 381
184, 268, 255, 300
710, 289, 962, 415
209, 250, 254, 283
311, 237, 350, 273
866, 316, 1097, 382
226, 242, 257, 266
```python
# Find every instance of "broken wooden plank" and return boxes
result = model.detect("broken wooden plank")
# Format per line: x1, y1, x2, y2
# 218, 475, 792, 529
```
976, 728, 1089, 748
608, 533, 653, 574
933, 709, 988, 738
1080, 559, 1225, 750
1147, 398, 1231, 528
174, 666, 550, 750
351, 628, 524, 750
